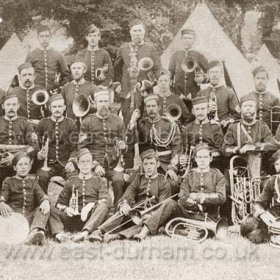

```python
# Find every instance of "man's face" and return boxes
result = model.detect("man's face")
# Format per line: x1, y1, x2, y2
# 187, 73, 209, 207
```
192, 102, 209, 122
86, 32, 100, 47
14, 157, 32, 178
95, 94, 110, 117
157, 74, 171, 93
254, 71, 268, 92
274, 158, 280, 173
209, 66, 223, 86
241, 100, 256, 120
181, 34, 195, 50
49, 99, 66, 119
130, 24, 145, 45
78, 153, 93, 175
2, 97, 19, 118
38, 30, 51, 48
142, 157, 158, 177
71, 62, 86, 81
195, 149, 212, 170
145, 100, 159, 119
20, 67, 35, 88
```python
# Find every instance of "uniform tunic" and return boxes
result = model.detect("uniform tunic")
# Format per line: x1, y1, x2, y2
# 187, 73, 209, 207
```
169, 50, 208, 98
76, 48, 114, 87
61, 79, 98, 120
26, 47, 70, 92
198, 85, 240, 122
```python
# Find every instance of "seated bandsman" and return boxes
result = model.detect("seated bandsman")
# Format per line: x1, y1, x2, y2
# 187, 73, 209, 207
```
91, 149, 172, 242
49, 148, 111, 243
76, 24, 114, 87
61, 58, 98, 122
241, 150, 280, 246
36, 94, 78, 193
128, 94, 182, 194
246, 66, 280, 134
198, 60, 240, 130
154, 70, 190, 128
79, 89, 127, 211
223, 94, 278, 157
182, 96, 224, 170
0, 92, 39, 189
0, 152, 51, 245
9, 63, 46, 124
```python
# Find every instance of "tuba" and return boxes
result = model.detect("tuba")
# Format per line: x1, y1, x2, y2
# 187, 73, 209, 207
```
138, 57, 154, 72
165, 104, 182, 122
32, 89, 49, 106
181, 57, 198, 73
72, 95, 95, 118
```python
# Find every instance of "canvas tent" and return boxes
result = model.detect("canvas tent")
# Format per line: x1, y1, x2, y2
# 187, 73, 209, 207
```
161, 2, 255, 100
0, 33, 28, 92
251, 44, 280, 96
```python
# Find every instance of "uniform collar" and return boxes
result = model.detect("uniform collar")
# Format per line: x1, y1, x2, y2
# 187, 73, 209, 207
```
20, 84, 35, 90
195, 167, 210, 173
209, 83, 224, 89
50, 115, 65, 123
241, 118, 257, 126
131, 41, 145, 47
158, 91, 172, 98
254, 89, 268, 95
87, 46, 99, 52
195, 118, 209, 125
15, 175, 30, 181
147, 115, 161, 123
38, 45, 51, 51
96, 112, 110, 120
71, 78, 86, 85
145, 173, 158, 179
4, 115, 18, 121
79, 173, 92, 180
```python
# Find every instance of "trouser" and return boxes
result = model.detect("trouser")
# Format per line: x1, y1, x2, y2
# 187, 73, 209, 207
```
37, 161, 77, 193
24, 207, 50, 233
0, 166, 15, 191
49, 203, 109, 235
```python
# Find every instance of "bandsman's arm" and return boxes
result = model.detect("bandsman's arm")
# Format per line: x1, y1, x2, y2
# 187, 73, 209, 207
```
259, 122, 278, 151
222, 123, 239, 156
227, 88, 240, 121
24, 120, 39, 158
150, 45, 162, 80
196, 52, 208, 73
0, 178, 11, 203
158, 176, 172, 202
56, 181, 73, 209
34, 179, 49, 205
212, 124, 224, 154
57, 54, 71, 86
97, 178, 112, 207
102, 51, 114, 87
114, 46, 124, 83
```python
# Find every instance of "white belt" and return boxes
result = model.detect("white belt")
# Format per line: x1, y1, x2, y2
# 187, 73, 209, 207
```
157, 150, 172, 156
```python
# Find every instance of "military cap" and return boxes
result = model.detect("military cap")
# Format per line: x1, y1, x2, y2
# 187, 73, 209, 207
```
194, 143, 210, 155
0, 92, 18, 105
36, 25, 51, 34
18, 62, 33, 74
85, 24, 100, 35
240, 94, 257, 104
77, 148, 92, 160
208, 60, 222, 70
94, 88, 109, 100
144, 94, 159, 104
181, 28, 196, 36
48, 94, 64, 106
12, 152, 31, 166
272, 150, 280, 164
129, 19, 145, 29
140, 149, 158, 161
192, 96, 208, 106
252, 65, 269, 78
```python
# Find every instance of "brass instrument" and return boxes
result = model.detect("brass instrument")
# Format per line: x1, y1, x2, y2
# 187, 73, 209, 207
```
181, 57, 198, 73
270, 105, 280, 135
165, 216, 228, 242
41, 137, 50, 172
209, 88, 219, 121
69, 184, 80, 216
72, 94, 96, 118
113, 140, 125, 172
0, 144, 28, 167
32, 89, 49, 106
165, 104, 182, 122
180, 145, 195, 178
138, 57, 154, 72
95, 63, 109, 81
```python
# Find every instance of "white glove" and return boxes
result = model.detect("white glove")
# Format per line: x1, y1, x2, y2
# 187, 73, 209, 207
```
81, 202, 95, 222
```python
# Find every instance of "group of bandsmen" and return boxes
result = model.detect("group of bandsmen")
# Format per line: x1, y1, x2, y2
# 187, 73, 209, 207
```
0, 19, 280, 246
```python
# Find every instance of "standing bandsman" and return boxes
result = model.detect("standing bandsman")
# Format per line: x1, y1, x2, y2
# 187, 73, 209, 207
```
169, 29, 208, 103
0, 92, 39, 188
79, 89, 127, 211
9, 63, 46, 124
114, 19, 162, 126
245, 66, 280, 133
36, 94, 78, 193
198, 60, 240, 130
76, 24, 113, 87
26, 25, 70, 93
128, 94, 182, 194
61, 58, 98, 122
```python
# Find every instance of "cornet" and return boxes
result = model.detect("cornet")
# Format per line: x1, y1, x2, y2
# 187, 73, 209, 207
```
95, 64, 109, 81
41, 136, 50, 172
69, 184, 80, 216
209, 89, 219, 121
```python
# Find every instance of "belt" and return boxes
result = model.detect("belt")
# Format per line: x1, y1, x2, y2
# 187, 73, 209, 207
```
157, 150, 172, 156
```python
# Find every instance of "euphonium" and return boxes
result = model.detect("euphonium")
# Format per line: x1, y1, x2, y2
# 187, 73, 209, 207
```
165, 104, 182, 122
32, 89, 49, 105
138, 57, 154, 72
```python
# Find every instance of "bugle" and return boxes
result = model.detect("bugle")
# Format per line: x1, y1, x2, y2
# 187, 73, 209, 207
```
32, 89, 49, 106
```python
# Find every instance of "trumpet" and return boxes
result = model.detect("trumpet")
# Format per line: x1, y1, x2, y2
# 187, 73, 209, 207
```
165, 104, 182, 122
41, 137, 50, 172
209, 89, 219, 121
32, 89, 49, 106
69, 184, 80, 216
180, 146, 195, 177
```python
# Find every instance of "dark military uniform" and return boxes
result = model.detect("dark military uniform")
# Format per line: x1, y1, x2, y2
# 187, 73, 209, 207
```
114, 42, 162, 126
49, 175, 112, 234
169, 50, 208, 99
99, 173, 172, 238
76, 48, 114, 87
79, 113, 126, 210
0, 116, 39, 188
36, 116, 78, 193
26, 47, 70, 92
9, 85, 45, 121
198, 85, 240, 123
61, 79, 98, 121
0, 175, 50, 232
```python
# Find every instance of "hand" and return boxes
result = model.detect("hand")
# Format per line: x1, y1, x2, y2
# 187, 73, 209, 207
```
130, 109, 141, 123
186, 198, 196, 206
209, 101, 218, 112
0, 202, 12, 218
37, 149, 46, 160
260, 212, 277, 226
239, 144, 256, 154
166, 169, 178, 181
81, 202, 95, 222
115, 85, 122, 95
179, 154, 188, 166
179, 94, 186, 100
212, 151, 220, 157
0, 152, 14, 166
117, 140, 127, 151
119, 202, 131, 216
65, 162, 75, 173
189, 193, 199, 201
65, 207, 76, 217
39, 200, 50, 215
94, 165, 105, 176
